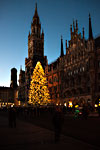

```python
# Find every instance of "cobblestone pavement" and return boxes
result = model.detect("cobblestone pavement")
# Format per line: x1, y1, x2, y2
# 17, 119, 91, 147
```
0, 115, 99, 150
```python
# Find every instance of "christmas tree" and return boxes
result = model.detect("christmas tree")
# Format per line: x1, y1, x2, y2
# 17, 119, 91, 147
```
29, 61, 50, 105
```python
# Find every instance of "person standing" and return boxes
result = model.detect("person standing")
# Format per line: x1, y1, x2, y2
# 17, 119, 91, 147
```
12, 107, 16, 128
8, 107, 13, 128
52, 106, 64, 143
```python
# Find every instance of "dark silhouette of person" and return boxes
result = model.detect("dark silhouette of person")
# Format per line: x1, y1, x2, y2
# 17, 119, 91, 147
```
82, 104, 89, 119
8, 107, 13, 128
8, 106, 16, 128
52, 106, 64, 143
12, 107, 16, 128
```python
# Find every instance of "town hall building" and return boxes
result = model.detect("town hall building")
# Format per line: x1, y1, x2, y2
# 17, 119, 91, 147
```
18, 4, 100, 107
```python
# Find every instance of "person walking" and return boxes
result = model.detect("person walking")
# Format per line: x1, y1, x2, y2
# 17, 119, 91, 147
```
12, 107, 17, 128
52, 106, 64, 143
8, 107, 13, 128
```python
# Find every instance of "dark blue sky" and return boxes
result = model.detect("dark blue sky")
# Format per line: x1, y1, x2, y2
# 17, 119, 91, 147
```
0, 0, 100, 86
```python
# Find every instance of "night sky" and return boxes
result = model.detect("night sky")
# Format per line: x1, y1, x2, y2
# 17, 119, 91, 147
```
0, 0, 100, 87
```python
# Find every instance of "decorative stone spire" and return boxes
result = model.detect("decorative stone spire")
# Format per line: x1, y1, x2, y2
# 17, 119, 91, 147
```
34, 3, 38, 17
76, 20, 78, 33
33, 3, 40, 26
83, 27, 84, 39
60, 36, 64, 57
42, 29, 44, 39
31, 3, 41, 36
73, 19, 75, 32
70, 25, 72, 39
66, 40, 67, 49
89, 13, 93, 40
66, 40, 68, 55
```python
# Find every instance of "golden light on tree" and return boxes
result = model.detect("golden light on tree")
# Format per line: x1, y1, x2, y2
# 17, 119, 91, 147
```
29, 61, 50, 105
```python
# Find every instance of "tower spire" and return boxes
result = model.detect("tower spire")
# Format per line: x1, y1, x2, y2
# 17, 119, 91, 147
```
76, 20, 78, 33
20, 65, 22, 71
83, 27, 85, 39
89, 13, 93, 40
32, 3, 41, 34
70, 24, 72, 39
73, 19, 75, 33
35, 3, 38, 16
33, 2, 39, 19
60, 36, 64, 57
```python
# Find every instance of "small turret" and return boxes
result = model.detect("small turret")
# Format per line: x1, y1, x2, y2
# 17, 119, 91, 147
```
66, 40, 68, 55
73, 20, 75, 33
60, 36, 64, 57
33, 3, 38, 18
66, 40, 67, 49
83, 27, 85, 39
89, 14, 93, 40
70, 25, 72, 39
76, 20, 78, 34
31, 3, 41, 35
41, 29, 44, 39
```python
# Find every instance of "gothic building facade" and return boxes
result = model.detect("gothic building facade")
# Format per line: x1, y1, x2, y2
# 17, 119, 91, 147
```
45, 15, 100, 106
18, 4, 47, 103
19, 4, 100, 106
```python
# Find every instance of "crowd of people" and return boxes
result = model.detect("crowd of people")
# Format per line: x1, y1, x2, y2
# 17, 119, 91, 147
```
0, 103, 100, 143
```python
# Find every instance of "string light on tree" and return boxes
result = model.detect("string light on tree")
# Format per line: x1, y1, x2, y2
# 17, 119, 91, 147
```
29, 61, 50, 105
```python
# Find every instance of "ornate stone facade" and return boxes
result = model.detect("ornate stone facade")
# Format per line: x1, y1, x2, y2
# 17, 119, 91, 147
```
45, 15, 100, 106
18, 4, 47, 102
19, 5, 100, 106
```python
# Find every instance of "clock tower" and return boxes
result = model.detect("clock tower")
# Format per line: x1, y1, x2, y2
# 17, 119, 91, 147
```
25, 3, 47, 102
